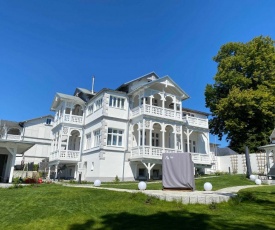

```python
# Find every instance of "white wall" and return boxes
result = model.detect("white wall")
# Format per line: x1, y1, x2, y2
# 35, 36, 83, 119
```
217, 153, 272, 175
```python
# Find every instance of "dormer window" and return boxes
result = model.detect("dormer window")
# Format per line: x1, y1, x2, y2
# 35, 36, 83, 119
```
46, 118, 52, 125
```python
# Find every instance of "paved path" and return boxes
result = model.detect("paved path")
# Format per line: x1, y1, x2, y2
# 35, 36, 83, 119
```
63, 184, 265, 204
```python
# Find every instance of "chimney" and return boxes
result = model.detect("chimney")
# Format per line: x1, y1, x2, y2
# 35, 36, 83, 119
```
92, 76, 95, 94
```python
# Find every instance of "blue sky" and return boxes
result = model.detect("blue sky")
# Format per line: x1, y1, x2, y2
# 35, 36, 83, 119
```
1, 0, 275, 147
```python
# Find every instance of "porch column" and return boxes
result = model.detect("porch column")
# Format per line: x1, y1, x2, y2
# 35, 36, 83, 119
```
142, 162, 155, 181
74, 164, 78, 179
142, 119, 145, 154
54, 164, 58, 179
180, 128, 183, 152
7, 147, 17, 183
162, 124, 165, 152
173, 96, 176, 118
184, 128, 193, 153
174, 131, 177, 151
162, 95, 165, 116
149, 124, 152, 156
47, 166, 51, 179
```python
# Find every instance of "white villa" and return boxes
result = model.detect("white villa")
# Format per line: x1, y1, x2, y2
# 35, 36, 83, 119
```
48, 72, 212, 181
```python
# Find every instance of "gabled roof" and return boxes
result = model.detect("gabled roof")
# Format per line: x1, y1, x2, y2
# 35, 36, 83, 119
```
20, 115, 54, 124
128, 75, 190, 100
51, 93, 85, 111
74, 87, 95, 96
182, 107, 210, 116
217, 147, 238, 156
116, 72, 159, 91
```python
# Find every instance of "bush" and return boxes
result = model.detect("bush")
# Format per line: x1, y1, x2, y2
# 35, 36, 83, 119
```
113, 175, 120, 183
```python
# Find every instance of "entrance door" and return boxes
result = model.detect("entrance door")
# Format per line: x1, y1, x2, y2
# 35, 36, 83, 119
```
0, 155, 8, 182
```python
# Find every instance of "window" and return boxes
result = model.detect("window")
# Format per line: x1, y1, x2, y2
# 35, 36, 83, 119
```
91, 162, 94, 171
46, 118, 52, 125
140, 130, 147, 146
85, 133, 91, 150
109, 96, 125, 109
153, 99, 158, 106
93, 129, 101, 147
152, 132, 159, 147
95, 98, 103, 110
107, 128, 123, 146
176, 134, 181, 150
184, 139, 192, 152
88, 104, 94, 114
193, 141, 196, 153
140, 97, 148, 105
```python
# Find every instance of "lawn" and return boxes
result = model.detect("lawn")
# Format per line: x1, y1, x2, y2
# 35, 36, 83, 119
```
99, 174, 255, 190
0, 181, 275, 229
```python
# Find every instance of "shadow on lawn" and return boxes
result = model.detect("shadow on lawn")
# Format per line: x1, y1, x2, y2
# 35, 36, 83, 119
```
68, 210, 273, 230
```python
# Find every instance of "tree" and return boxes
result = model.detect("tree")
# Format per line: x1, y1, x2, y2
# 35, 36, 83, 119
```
205, 36, 275, 153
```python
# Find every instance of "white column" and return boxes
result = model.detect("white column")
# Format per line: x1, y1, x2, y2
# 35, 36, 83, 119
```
142, 162, 155, 181
54, 164, 58, 179
7, 147, 17, 183
162, 124, 165, 152
149, 125, 152, 156
174, 131, 177, 151
47, 166, 51, 179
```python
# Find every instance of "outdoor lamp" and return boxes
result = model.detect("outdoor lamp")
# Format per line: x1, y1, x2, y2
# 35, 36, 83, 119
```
138, 181, 147, 190
249, 175, 256, 181
94, 179, 101, 187
204, 182, 212, 191
255, 179, 262, 185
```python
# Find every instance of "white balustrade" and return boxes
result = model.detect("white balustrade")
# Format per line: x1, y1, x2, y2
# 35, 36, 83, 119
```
183, 116, 208, 129
49, 150, 80, 162
130, 147, 211, 165
5, 134, 21, 140
130, 105, 182, 121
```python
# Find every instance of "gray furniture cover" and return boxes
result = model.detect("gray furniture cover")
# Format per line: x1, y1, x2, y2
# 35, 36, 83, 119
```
162, 152, 195, 190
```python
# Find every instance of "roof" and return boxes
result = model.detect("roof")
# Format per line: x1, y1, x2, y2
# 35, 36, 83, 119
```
182, 107, 210, 116
75, 87, 95, 95
51, 93, 85, 111
217, 147, 238, 156
116, 72, 159, 91
128, 75, 190, 100
20, 115, 54, 123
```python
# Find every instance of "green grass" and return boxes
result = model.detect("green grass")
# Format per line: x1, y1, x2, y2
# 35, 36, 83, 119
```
0, 183, 275, 230
99, 174, 255, 190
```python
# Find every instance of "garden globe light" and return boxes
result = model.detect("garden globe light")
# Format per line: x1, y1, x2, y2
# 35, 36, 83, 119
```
250, 175, 256, 181
138, 181, 147, 190
204, 182, 212, 191
94, 179, 101, 187
255, 179, 262, 185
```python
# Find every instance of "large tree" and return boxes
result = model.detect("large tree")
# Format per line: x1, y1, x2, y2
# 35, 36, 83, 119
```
205, 36, 275, 153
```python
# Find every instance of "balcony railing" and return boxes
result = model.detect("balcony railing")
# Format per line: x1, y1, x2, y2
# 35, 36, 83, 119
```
49, 150, 80, 162
54, 114, 83, 125
1, 134, 21, 141
131, 105, 181, 120
130, 146, 211, 165
182, 116, 208, 129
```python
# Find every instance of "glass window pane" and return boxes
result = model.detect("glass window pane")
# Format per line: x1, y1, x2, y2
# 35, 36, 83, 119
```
118, 136, 122, 146
107, 134, 112, 145
109, 96, 112, 106
121, 99, 124, 108
113, 135, 117, 145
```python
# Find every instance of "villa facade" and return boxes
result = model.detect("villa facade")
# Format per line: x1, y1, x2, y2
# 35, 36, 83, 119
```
48, 72, 212, 181
0, 116, 53, 182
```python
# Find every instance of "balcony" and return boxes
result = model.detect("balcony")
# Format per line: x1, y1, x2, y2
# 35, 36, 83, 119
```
1, 134, 22, 141
49, 150, 80, 162
131, 105, 182, 121
130, 146, 211, 166
182, 116, 208, 129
